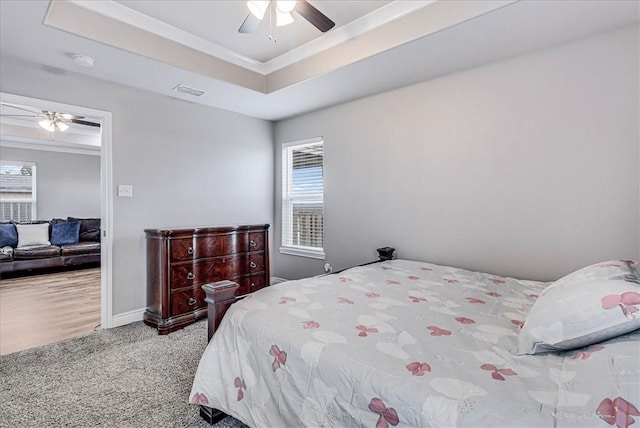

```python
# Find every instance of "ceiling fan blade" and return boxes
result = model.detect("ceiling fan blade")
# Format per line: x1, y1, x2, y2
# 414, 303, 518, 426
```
69, 118, 101, 127
295, 0, 335, 32
239, 13, 261, 33
61, 113, 85, 120
0, 114, 42, 118
0, 103, 44, 115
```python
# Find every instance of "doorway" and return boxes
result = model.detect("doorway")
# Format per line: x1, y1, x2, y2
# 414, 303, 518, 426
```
0, 92, 113, 352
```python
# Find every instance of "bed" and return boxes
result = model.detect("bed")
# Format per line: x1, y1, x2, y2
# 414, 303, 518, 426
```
190, 258, 640, 427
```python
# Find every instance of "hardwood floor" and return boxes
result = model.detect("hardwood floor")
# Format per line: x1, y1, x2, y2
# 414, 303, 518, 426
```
0, 267, 100, 355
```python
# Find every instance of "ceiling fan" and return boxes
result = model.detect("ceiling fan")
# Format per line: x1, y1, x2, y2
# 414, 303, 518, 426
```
239, 0, 335, 34
0, 103, 100, 132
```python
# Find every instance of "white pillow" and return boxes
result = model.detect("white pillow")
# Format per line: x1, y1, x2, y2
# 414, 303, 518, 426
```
516, 260, 640, 355
16, 223, 51, 247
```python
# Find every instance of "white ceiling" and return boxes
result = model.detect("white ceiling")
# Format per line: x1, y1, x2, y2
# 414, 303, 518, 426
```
0, 0, 638, 121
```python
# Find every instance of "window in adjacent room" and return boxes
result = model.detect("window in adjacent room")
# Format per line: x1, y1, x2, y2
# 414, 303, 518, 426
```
0, 160, 37, 222
281, 137, 324, 259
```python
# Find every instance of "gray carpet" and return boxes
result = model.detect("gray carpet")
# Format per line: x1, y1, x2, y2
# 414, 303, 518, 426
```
0, 320, 246, 428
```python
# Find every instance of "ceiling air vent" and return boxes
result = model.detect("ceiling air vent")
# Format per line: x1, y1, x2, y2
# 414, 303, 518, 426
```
172, 84, 205, 97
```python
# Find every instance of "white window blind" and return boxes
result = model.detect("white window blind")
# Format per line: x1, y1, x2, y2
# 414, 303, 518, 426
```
281, 138, 324, 259
0, 161, 37, 222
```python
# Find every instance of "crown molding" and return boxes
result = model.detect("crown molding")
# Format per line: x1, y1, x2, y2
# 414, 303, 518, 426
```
66, 0, 436, 74
43, 0, 515, 94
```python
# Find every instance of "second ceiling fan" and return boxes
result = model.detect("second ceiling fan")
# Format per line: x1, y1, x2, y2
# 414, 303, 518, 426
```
0, 103, 100, 132
239, 0, 335, 34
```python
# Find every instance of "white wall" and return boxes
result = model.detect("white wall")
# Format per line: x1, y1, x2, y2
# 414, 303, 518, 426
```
273, 25, 640, 282
0, 146, 100, 219
0, 57, 274, 316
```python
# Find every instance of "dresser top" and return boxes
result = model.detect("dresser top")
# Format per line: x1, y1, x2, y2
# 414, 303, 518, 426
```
144, 224, 269, 238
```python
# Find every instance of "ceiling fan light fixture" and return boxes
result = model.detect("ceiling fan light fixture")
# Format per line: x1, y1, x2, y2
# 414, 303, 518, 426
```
56, 121, 69, 132
39, 119, 55, 132
276, 1, 296, 13
276, 9, 294, 26
247, 0, 269, 20
39, 114, 69, 133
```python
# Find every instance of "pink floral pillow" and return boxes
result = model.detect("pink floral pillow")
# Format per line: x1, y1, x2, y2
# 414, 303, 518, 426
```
516, 260, 640, 355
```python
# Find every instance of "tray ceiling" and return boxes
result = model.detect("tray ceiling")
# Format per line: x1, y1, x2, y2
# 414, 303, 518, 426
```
0, 0, 637, 120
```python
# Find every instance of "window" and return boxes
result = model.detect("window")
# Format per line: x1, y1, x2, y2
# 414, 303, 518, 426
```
281, 138, 324, 259
0, 161, 37, 222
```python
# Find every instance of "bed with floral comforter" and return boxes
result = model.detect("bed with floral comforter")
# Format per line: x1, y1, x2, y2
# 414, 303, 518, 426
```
190, 259, 640, 427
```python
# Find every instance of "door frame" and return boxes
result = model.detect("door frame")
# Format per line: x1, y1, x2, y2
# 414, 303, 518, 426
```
0, 92, 114, 328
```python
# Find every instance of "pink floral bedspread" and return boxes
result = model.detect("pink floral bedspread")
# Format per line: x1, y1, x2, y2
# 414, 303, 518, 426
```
190, 260, 640, 427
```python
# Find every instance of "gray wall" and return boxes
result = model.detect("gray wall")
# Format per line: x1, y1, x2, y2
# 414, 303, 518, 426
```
0, 57, 274, 316
0, 146, 100, 220
273, 25, 640, 282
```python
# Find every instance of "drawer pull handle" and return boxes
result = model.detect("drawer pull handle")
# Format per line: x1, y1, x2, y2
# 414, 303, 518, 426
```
222, 258, 226, 264
251, 282, 255, 288
188, 297, 196, 306
250, 261, 257, 269
250, 240, 257, 247
187, 272, 195, 280
187, 246, 194, 255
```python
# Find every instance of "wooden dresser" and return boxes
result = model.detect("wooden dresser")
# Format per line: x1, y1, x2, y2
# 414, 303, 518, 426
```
144, 224, 269, 334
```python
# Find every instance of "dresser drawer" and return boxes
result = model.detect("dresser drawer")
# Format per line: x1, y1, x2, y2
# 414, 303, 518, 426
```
237, 274, 267, 296
171, 234, 247, 262
171, 287, 206, 317
247, 253, 265, 273
248, 232, 265, 251
170, 254, 246, 289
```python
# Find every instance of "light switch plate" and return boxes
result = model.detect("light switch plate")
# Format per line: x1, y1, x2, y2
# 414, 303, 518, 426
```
118, 184, 133, 197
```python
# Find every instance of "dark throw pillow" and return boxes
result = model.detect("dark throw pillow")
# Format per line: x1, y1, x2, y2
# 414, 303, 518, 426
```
68, 217, 101, 242
0, 223, 18, 247
50, 221, 81, 246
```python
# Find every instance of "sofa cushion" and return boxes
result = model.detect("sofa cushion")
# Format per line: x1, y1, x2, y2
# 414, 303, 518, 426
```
49, 218, 68, 234
0, 224, 18, 247
13, 245, 61, 259
60, 242, 101, 256
68, 217, 101, 242
16, 223, 50, 247
50, 221, 81, 246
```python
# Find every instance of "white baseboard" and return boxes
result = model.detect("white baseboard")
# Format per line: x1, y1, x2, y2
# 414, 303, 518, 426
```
108, 280, 287, 328
111, 307, 146, 328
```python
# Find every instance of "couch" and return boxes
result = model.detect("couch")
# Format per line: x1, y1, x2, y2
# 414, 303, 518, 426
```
0, 217, 101, 275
